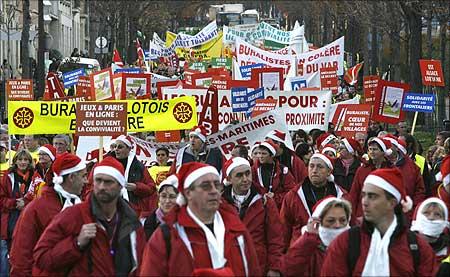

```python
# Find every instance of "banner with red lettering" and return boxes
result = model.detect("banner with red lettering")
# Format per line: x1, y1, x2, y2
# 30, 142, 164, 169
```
419, 59, 445, 87
372, 80, 409, 124
207, 110, 292, 159
331, 104, 371, 138
320, 66, 338, 94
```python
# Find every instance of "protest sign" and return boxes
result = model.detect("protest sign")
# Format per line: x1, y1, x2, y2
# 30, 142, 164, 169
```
328, 96, 360, 122
252, 67, 284, 91
290, 77, 307, 91
363, 75, 379, 104
6, 80, 33, 100
211, 76, 231, 90
419, 59, 445, 87
113, 73, 152, 100
44, 72, 65, 100
90, 68, 114, 100
251, 99, 277, 117
198, 86, 219, 135
155, 130, 181, 143
231, 87, 249, 112
402, 93, 435, 113
332, 104, 371, 138
62, 68, 85, 88
372, 80, 409, 124
8, 96, 197, 134
76, 76, 94, 100
148, 166, 171, 186
162, 88, 331, 131
114, 67, 143, 74
211, 57, 232, 71
239, 63, 264, 80
189, 62, 207, 72
76, 102, 127, 136
320, 66, 338, 94
247, 88, 265, 115
207, 110, 292, 159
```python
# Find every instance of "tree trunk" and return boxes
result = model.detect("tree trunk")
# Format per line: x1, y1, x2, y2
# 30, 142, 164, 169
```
322, 8, 330, 45
370, 26, 379, 75
389, 18, 401, 81
361, 24, 369, 76
20, 0, 31, 79
426, 11, 433, 59
438, 18, 448, 125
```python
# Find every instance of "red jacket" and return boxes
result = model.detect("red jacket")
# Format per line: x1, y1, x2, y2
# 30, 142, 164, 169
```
321, 218, 438, 276
280, 180, 346, 246
437, 184, 450, 218
277, 150, 308, 184
282, 232, 325, 276
347, 161, 391, 222
139, 205, 261, 276
397, 156, 426, 213
33, 195, 146, 276
9, 186, 63, 277
252, 160, 297, 209
222, 187, 285, 274
0, 170, 32, 240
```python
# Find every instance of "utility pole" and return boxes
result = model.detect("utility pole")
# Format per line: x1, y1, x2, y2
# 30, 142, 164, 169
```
36, 0, 45, 99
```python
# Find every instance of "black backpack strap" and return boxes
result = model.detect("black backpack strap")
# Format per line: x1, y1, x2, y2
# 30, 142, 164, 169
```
407, 230, 420, 273
160, 223, 171, 258
347, 226, 361, 275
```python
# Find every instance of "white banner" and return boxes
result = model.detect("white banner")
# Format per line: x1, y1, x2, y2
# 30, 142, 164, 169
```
162, 88, 332, 132
207, 110, 292, 159
76, 136, 183, 167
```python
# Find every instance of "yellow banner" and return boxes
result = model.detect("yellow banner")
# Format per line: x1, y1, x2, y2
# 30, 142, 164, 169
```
166, 31, 223, 61
8, 96, 197, 135
148, 165, 171, 186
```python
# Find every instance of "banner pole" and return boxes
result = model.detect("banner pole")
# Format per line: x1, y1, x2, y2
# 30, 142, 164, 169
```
99, 136, 104, 162
411, 111, 419, 135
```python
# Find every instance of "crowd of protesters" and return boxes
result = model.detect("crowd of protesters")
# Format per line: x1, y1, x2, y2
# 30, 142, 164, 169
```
0, 120, 449, 276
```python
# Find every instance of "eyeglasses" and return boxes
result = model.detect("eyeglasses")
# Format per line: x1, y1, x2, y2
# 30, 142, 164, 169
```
116, 145, 126, 149
192, 181, 223, 192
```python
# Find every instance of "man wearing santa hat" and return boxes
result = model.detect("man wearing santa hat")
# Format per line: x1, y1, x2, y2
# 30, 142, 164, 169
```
221, 157, 284, 276
333, 137, 363, 192
140, 162, 261, 276
169, 125, 223, 175
10, 153, 88, 276
348, 137, 393, 223
252, 140, 296, 209
322, 167, 437, 276
33, 156, 146, 276
265, 130, 308, 184
280, 153, 347, 247
112, 134, 156, 216
27, 144, 57, 200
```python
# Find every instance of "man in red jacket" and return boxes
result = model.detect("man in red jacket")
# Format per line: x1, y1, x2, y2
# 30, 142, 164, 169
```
322, 167, 437, 276
281, 153, 347, 246
436, 155, 450, 212
10, 153, 88, 276
33, 157, 145, 276
140, 162, 261, 276
221, 157, 284, 276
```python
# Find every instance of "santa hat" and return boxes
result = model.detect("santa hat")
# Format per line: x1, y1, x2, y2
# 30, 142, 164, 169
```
410, 197, 449, 237
369, 137, 393, 156
176, 162, 220, 205
342, 138, 362, 155
259, 140, 279, 156
311, 196, 349, 219
189, 125, 208, 142
52, 153, 86, 185
158, 174, 178, 193
384, 134, 407, 155
93, 156, 126, 187
310, 153, 334, 182
435, 155, 450, 187
266, 130, 287, 144
115, 135, 133, 148
321, 144, 337, 156
364, 167, 413, 212
316, 133, 337, 150
222, 157, 250, 186
38, 144, 57, 161
250, 141, 261, 154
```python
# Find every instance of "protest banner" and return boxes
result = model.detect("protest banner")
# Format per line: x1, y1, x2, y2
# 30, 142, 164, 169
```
231, 87, 249, 113
112, 73, 152, 100
419, 59, 445, 87
44, 72, 65, 100
402, 93, 435, 113
328, 96, 360, 122
372, 80, 409, 124
155, 130, 181, 143
211, 75, 231, 90
189, 62, 207, 72
363, 75, 379, 105
320, 66, 338, 94
148, 165, 171, 186
114, 67, 143, 74
6, 80, 33, 100
211, 57, 232, 71
331, 104, 371, 138
198, 86, 219, 135
76, 102, 127, 136
90, 67, 115, 100
239, 63, 264, 80
165, 21, 218, 51
76, 76, 94, 100
246, 88, 265, 116
8, 96, 197, 134
77, 135, 184, 167
207, 109, 293, 159
62, 68, 85, 88
290, 77, 307, 91
162, 88, 331, 131
251, 98, 277, 117
252, 67, 284, 91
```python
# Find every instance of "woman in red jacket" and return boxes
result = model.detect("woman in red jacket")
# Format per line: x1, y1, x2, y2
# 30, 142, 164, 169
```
0, 149, 33, 275
282, 197, 351, 276
410, 197, 450, 261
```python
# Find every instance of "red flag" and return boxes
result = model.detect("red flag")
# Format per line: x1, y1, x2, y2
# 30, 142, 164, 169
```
112, 49, 123, 66
136, 39, 145, 67
344, 62, 364, 85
